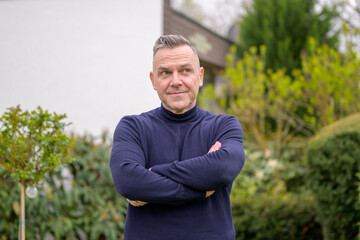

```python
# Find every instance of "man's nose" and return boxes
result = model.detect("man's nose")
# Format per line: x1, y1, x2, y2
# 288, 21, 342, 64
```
170, 72, 182, 86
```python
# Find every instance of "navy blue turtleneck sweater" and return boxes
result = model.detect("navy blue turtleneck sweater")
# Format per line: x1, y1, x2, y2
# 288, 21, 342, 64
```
110, 105, 245, 240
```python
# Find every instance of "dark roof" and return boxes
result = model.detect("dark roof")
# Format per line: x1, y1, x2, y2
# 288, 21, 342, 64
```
163, 0, 234, 68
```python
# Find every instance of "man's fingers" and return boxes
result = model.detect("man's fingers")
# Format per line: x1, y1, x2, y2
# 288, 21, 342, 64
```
205, 190, 215, 198
128, 199, 147, 207
208, 141, 221, 153
127, 199, 136, 206
127, 199, 148, 207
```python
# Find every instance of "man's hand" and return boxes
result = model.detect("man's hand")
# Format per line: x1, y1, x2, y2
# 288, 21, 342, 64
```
127, 199, 148, 207
205, 141, 221, 198
208, 141, 221, 154
205, 190, 215, 198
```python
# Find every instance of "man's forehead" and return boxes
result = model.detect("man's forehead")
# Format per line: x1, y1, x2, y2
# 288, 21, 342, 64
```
154, 46, 197, 66
154, 46, 195, 58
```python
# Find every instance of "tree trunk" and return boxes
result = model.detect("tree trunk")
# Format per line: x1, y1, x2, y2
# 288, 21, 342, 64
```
275, 113, 283, 159
250, 125, 268, 156
19, 181, 25, 240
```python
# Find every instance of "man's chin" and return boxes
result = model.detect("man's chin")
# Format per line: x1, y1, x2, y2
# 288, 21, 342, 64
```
165, 102, 193, 114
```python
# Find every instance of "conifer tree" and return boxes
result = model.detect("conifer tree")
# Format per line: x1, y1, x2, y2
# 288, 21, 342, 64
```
238, 0, 339, 73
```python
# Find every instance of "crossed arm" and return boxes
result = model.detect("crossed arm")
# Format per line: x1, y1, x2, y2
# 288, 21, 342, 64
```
127, 141, 222, 207
110, 117, 209, 206
110, 115, 245, 207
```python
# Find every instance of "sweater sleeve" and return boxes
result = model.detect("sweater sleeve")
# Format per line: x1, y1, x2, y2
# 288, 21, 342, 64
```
109, 116, 206, 205
150, 116, 245, 191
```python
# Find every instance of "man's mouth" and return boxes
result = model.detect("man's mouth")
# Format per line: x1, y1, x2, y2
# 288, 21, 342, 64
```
168, 91, 186, 95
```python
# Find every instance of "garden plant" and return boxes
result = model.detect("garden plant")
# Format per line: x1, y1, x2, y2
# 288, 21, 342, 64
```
0, 105, 74, 239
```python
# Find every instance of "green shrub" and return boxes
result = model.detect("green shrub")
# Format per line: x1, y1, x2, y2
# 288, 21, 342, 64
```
306, 113, 360, 240
0, 134, 127, 239
230, 144, 319, 239
231, 141, 309, 201
232, 194, 322, 239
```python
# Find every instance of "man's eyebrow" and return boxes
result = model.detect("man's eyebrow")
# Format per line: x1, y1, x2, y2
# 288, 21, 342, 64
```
157, 64, 193, 72
158, 66, 169, 72
180, 64, 193, 69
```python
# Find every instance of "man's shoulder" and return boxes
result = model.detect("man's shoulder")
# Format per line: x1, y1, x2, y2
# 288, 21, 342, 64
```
198, 108, 243, 138
198, 108, 237, 123
121, 108, 159, 122
114, 108, 160, 136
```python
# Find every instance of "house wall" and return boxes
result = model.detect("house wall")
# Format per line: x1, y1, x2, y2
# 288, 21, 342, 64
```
0, 0, 163, 137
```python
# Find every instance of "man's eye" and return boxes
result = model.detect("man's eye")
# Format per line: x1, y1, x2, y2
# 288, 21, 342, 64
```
161, 71, 169, 76
183, 69, 190, 73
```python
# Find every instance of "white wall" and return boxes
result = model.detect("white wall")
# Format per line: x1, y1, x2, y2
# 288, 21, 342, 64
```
0, 0, 163, 137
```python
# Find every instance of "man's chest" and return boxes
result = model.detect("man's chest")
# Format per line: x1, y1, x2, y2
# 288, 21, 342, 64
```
141, 122, 216, 167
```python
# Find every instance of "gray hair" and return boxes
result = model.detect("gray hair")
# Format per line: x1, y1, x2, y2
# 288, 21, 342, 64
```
153, 35, 200, 65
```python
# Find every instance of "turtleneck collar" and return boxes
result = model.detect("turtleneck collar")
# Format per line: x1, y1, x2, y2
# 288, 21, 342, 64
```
157, 104, 199, 122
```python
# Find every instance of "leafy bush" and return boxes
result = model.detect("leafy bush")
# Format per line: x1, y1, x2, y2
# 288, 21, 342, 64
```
306, 113, 360, 240
200, 38, 360, 158
0, 105, 74, 185
0, 134, 127, 239
230, 144, 321, 239
297, 39, 360, 129
232, 194, 322, 240
231, 140, 308, 200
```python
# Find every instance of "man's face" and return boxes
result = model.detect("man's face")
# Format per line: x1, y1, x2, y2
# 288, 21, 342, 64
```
150, 45, 204, 114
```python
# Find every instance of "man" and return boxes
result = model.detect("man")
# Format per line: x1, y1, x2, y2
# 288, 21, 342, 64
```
110, 34, 245, 240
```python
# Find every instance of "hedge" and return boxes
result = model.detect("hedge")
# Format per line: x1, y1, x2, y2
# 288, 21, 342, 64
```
231, 194, 323, 239
306, 113, 360, 240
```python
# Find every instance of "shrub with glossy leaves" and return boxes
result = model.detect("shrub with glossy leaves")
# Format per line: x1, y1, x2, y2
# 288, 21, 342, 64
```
306, 113, 360, 240
232, 194, 322, 240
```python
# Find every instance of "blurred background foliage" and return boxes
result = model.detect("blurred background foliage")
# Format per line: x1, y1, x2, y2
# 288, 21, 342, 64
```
1, 0, 359, 239
200, 35, 360, 157
198, 0, 359, 239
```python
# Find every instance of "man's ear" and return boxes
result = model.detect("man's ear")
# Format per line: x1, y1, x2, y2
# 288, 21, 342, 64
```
199, 67, 204, 87
150, 71, 156, 90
